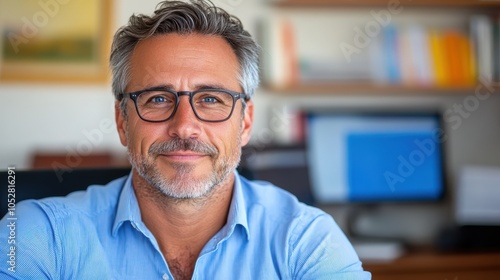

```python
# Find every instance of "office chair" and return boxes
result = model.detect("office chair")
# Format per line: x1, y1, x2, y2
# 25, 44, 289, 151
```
1, 167, 131, 217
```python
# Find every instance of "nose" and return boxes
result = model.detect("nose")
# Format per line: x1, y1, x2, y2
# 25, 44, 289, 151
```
167, 96, 201, 139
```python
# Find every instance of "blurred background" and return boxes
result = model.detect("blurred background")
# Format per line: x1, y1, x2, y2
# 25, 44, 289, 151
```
1, 0, 500, 278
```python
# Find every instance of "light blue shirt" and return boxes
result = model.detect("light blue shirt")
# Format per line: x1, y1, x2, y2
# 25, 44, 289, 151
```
0, 172, 371, 279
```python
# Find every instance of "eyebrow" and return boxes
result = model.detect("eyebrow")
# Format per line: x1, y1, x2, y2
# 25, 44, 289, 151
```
139, 83, 230, 92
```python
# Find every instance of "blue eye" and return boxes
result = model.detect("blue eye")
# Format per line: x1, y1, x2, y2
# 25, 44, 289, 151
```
201, 97, 218, 103
151, 96, 166, 103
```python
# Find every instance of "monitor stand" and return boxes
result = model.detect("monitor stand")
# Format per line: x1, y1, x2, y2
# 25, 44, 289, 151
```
351, 238, 406, 262
345, 206, 406, 262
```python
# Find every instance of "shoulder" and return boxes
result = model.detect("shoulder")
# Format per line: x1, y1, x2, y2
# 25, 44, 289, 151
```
239, 175, 325, 222
238, 175, 371, 279
238, 175, 333, 243
0, 176, 127, 277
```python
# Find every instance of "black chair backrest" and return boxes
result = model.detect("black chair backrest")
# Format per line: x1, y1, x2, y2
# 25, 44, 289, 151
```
1, 168, 131, 217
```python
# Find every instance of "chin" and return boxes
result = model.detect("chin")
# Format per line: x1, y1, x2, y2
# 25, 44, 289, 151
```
131, 148, 237, 200
150, 166, 220, 199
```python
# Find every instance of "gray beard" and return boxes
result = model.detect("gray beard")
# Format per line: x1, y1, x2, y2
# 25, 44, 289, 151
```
128, 136, 241, 200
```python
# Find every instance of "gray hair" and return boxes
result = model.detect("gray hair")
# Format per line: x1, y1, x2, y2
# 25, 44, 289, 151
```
110, 0, 260, 113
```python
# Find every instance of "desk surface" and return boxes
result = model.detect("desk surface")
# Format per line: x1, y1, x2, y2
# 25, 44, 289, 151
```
363, 251, 500, 280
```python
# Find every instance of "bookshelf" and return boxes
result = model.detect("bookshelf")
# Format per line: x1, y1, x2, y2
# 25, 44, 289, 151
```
262, 0, 500, 95
267, 83, 500, 96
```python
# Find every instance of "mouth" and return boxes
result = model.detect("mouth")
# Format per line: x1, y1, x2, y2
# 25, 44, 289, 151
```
149, 138, 218, 164
159, 151, 209, 162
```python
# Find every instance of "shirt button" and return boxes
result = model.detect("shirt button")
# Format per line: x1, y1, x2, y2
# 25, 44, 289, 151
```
162, 273, 170, 280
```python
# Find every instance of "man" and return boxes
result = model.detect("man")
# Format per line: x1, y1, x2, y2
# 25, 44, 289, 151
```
0, 1, 370, 279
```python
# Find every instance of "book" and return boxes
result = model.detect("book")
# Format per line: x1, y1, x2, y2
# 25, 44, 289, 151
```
398, 25, 416, 85
258, 17, 298, 88
429, 30, 448, 87
383, 25, 401, 84
470, 15, 494, 83
407, 24, 433, 86
444, 30, 464, 86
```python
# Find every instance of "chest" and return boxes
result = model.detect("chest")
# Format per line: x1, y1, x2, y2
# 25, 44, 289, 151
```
164, 251, 198, 280
69, 240, 284, 280
72, 223, 286, 279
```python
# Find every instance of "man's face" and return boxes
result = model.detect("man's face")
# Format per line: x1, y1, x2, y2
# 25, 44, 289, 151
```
115, 33, 253, 199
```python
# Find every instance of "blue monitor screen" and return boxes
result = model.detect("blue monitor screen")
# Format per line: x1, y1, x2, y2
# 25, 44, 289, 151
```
307, 113, 444, 203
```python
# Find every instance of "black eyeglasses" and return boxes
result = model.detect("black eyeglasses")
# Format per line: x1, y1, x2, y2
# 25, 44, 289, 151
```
118, 87, 248, 123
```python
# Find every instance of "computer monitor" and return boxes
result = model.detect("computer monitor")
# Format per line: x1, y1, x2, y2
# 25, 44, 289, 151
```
307, 111, 445, 204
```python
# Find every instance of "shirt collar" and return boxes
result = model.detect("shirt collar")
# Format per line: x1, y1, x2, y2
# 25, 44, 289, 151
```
111, 170, 250, 240
226, 170, 250, 240
112, 171, 141, 236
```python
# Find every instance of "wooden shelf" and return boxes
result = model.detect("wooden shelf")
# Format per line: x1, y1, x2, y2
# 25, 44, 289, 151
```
267, 1, 500, 96
264, 83, 499, 96
276, 0, 500, 8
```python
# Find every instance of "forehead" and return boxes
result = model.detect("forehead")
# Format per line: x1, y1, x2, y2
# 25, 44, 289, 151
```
128, 33, 240, 90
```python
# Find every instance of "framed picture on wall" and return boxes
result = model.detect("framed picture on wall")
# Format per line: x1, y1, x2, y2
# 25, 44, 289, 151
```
0, 0, 112, 83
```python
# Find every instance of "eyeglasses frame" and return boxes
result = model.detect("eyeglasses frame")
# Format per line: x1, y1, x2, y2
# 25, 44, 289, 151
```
118, 86, 248, 123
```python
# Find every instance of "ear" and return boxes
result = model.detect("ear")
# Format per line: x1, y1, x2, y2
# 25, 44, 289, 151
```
240, 100, 254, 147
115, 100, 128, 146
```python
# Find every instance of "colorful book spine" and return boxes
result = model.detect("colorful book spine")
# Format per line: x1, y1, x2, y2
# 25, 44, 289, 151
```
384, 25, 401, 84
429, 30, 448, 87
470, 15, 494, 83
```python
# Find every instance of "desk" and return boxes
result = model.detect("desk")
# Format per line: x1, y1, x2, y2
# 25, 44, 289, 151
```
363, 252, 500, 280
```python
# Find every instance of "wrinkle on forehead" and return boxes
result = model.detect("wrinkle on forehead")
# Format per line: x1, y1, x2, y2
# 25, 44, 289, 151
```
128, 33, 240, 92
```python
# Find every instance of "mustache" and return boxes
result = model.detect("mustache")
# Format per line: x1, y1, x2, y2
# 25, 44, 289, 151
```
149, 138, 218, 157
